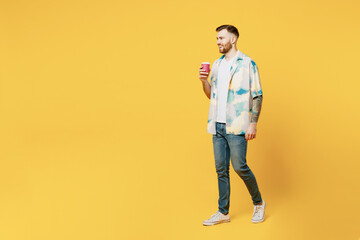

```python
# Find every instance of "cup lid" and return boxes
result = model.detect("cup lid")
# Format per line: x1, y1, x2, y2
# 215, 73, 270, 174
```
201, 62, 210, 64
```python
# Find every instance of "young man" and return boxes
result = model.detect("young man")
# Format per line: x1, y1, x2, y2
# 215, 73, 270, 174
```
199, 25, 266, 226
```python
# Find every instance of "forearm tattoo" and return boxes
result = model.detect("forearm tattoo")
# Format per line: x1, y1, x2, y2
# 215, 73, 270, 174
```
250, 95, 263, 123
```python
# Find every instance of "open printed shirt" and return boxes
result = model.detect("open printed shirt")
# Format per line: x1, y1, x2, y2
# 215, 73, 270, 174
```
207, 49, 263, 135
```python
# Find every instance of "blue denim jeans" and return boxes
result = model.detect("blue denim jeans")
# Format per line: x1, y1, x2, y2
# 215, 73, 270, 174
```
212, 122, 263, 215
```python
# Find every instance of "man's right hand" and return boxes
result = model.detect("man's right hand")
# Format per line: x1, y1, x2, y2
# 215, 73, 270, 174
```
199, 66, 210, 83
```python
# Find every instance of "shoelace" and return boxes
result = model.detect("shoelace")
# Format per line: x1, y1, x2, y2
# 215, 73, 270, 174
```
253, 206, 263, 217
210, 211, 221, 220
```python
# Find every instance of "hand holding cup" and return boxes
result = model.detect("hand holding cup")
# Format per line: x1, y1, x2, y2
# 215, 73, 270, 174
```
199, 62, 211, 83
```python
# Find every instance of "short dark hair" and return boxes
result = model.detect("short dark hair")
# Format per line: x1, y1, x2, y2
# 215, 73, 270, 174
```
216, 25, 239, 40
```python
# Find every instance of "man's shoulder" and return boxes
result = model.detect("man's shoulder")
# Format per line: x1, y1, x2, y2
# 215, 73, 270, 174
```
240, 52, 254, 63
212, 52, 255, 64
243, 54, 258, 67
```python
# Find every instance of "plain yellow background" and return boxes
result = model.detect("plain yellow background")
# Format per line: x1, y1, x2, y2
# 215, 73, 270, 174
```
1, 0, 359, 239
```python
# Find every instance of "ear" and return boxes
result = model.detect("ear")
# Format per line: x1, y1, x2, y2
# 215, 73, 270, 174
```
231, 35, 236, 44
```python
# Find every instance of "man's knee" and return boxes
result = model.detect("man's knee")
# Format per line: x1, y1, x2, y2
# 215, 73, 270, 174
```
215, 166, 229, 177
233, 164, 251, 178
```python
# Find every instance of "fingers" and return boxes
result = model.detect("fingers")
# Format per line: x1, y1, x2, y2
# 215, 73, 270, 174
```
199, 67, 209, 80
245, 133, 256, 141
199, 72, 208, 78
199, 68, 209, 74
199, 66, 210, 72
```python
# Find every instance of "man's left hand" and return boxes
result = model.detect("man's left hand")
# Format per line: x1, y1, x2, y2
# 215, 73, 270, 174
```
245, 123, 257, 141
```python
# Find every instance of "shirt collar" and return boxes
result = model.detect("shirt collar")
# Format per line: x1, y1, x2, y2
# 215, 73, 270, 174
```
220, 49, 244, 61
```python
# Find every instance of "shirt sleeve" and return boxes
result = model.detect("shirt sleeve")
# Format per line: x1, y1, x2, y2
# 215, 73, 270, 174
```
249, 60, 263, 98
208, 60, 217, 87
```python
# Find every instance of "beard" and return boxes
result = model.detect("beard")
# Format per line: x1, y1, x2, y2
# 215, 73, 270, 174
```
218, 41, 232, 53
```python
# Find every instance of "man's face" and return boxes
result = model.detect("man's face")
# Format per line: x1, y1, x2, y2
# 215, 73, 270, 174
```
216, 29, 235, 54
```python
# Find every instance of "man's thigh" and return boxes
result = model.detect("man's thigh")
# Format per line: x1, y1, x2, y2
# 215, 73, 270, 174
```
212, 133, 230, 170
226, 134, 248, 170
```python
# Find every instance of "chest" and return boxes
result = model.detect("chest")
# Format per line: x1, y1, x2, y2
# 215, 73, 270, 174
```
212, 59, 251, 92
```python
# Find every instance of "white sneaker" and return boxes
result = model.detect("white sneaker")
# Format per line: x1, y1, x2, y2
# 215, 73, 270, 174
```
251, 199, 266, 223
203, 210, 230, 226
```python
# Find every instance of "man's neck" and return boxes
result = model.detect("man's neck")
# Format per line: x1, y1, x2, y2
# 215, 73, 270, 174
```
224, 48, 238, 61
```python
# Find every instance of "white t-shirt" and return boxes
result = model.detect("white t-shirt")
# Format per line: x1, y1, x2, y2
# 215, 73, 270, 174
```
216, 55, 236, 123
